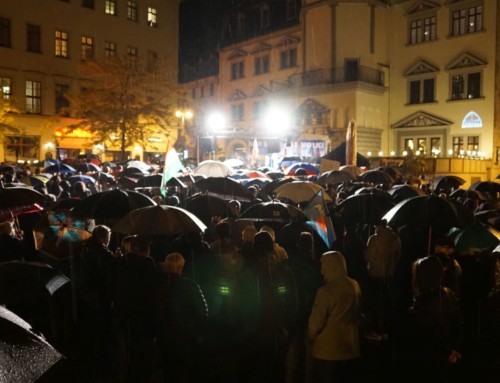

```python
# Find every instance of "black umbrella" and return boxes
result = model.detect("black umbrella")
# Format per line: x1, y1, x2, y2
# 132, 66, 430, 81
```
336, 193, 395, 225
240, 201, 307, 222
358, 170, 394, 188
432, 175, 465, 193
0, 306, 62, 383
317, 170, 355, 185
194, 177, 254, 201
70, 189, 156, 220
469, 181, 500, 198
322, 141, 370, 167
179, 194, 234, 226
388, 184, 425, 203
0, 187, 48, 210
135, 174, 163, 187
383, 195, 461, 238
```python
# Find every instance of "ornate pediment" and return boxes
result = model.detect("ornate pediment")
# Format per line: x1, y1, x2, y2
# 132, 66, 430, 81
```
227, 49, 248, 60
228, 89, 247, 101
296, 98, 329, 114
446, 53, 487, 71
392, 112, 452, 128
250, 85, 270, 98
250, 43, 272, 55
405, 60, 439, 76
276, 35, 300, 47
405, 0, 440, 16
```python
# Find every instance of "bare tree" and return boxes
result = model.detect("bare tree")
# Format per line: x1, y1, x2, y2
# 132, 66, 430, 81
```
66, 55, 179, 161
0, 98, 19, 137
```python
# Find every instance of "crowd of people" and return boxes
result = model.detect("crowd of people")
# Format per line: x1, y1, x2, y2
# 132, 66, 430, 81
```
1, 161, 500, 383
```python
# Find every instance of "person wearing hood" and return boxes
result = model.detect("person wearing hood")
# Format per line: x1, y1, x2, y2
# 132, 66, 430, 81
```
364, 219, 401, 340
308, 251, 362, 383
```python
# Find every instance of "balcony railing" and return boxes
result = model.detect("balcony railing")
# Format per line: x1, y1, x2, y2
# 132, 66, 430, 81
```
277, 65, 385, 90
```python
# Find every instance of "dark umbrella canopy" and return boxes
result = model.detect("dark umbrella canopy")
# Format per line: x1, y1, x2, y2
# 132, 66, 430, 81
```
448, 225, 499, 254
113, 205, 207, 236
72, 163, 102, 173
317, 170, 355, 185
432, 175, 465, 193
70, 189, 156, 220
43, 163, 77, 174
241, 201, 307, 222
336, 193, 395, 225
388, 184, 425, 203
0, 305, 62, 383
358, 170, 394, 188
383, 195, 461, 237
0, 187, 48, 210
469, 181, 500, 198
179, 194, 234, 226
194, 177, 254, 201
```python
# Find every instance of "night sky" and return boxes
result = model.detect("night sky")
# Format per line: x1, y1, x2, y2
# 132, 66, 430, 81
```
179, 0, 246, 82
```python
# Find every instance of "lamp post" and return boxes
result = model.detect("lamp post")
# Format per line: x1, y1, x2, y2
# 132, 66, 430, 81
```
206, 112, 225, 161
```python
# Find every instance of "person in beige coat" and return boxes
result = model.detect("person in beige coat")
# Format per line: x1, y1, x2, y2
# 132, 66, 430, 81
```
308, 251, 362, 383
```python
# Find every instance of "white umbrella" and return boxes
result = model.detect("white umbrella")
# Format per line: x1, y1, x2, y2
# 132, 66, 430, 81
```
275, 181, 332, 204
223, 158, 245, 168
194, 160, 235, 177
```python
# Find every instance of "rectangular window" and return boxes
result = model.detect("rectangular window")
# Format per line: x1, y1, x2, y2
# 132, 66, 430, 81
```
410, 20, 422, 44
127, 46, 138, 67
82, 0, 95, 9
452, 4, 482, 36
231, 104, 244, 121
5, 136, 40, 161
423, 16, 436, 41
0, 77, 12, 100
0, 17, 11, 47
410, 16, 436, 44
55, 84, 70, 115
253, 101, 266, 120
255, 55, 270, 75
280, 48, 297, 69
105, 0, 117, 15
231, 61, 244, 80
451, 72, 481, 100
26, 80, 41, 114
417, 138, 427, 154
423, 78, 435, 103
128, 1, 138, 21
81, 35, 94, 60
430, 137, 441, 156
148, 7, 158, 27
467, 136, 479, 151
55, 30, 69, 57
104, 41, 116, 57
27, 24, 41, 53
409, 80, 420, 104
452, 136, 464, 156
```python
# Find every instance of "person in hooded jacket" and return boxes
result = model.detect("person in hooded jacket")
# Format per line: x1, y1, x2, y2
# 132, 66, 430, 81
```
308, 251, 362, 383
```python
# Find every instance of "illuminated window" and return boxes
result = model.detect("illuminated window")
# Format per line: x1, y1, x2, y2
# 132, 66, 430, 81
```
81, 36, 94, 60
105, 41, 116, 57
0, 77, 11, 100
253, 100, 267, 120
148, 7, 157, 27
0, 17, 11, 48
128, 1, 138, 21
26, 80, 41, 114
462, 111, 482, 128
105, 0, 117, 15
406, 2, 437, 45
447, 53, 484, 101
55, 30, 69, 58
451, 3, 483, 36
27, 24, 41, 53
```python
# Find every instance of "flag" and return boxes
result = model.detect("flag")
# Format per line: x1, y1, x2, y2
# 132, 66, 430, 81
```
345, 119, 357, 166
160, 141, 184, 197
304, 189, 336, 249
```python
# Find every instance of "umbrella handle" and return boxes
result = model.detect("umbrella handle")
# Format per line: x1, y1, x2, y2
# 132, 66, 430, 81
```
427, 226, 432, 256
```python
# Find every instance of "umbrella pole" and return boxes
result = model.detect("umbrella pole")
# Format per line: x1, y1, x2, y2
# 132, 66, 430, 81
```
427, 226, 432, 256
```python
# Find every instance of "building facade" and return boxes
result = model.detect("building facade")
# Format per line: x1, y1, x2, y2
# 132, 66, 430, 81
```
0, 0, 180, 164
184, 0, 498, 182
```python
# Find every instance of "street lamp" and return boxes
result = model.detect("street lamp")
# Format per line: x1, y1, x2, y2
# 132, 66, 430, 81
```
202, 112, 226, 162
175, 109, 193, 159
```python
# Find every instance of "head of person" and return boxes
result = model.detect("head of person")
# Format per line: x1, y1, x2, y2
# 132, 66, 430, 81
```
0, 220, 14, 237
162, 252, 185, 275
91, 225, 111, 246
413, 255, 443, 294
320, 251, 347, 281
434, 236, 455, 257
259, 225, 276, 242
120, 235, 138, 254
241, 225, 257, 244
228, 200, 241, 217
131, 236, 152, 257
297, 231, 315, 260
215, 221, 231, 239
253, 230, 274, 255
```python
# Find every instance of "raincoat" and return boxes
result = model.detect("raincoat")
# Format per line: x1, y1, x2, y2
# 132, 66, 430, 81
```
308, 251, 361, 361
